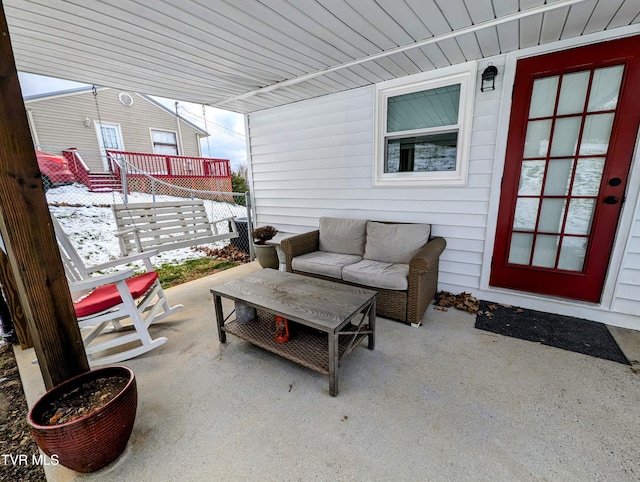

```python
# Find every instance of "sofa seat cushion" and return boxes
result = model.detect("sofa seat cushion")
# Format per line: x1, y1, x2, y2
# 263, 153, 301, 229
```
319, 217, 367, 256
364, 222, 431, 264
342, 260, 409, 290
292, 251, 362, 279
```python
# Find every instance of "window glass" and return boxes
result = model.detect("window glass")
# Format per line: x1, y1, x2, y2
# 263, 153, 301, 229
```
387, 85, 460, 133
100, 126, 120, 149
513, 198, 539, 231
588, 66, 623, 112
508, 233, 534, 265
557, 71, 590, 116
558, 237, 587, 271
385, 132, 457, 173
523, 120, 552, 158
550, 117, 581, 157
543, 159, 573, 196
375, 65, 473, 186
151, 130, 178, 155
579, 114, 614, 155
573, 158, 604, 196
532, 235, 559, 268
518, 161, 545, 195
529, 76, 558, 118
538, 198, 566, 234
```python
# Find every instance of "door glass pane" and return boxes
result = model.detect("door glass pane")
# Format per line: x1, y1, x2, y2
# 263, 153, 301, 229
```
550, 117, 581, 157
100, 126, 120, 149
558, 237, 587, 272
557, 72, 590, 116
508, 233, 534, 265
565, 199, 595, 235
573, 158, 605, 196
579, 114, 614, 155
588, 66, 623, 112
524, 120, 552, 158
538, 199, 566, 233
532, 235, 559, 268
513, 198, 539, 231
518, 161, 545, 195
529, 76, 559, 118
543, 159, 573, 196
387, 84, 460, 132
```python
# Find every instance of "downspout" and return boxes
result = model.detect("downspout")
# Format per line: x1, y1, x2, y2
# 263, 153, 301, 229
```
244, 113, 255, 261
174, 101, 184, 155
26, 108, 39, 148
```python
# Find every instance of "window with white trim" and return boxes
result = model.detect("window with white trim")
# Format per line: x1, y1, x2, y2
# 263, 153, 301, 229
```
375, 66, 475, 186
151, 129, 179, 155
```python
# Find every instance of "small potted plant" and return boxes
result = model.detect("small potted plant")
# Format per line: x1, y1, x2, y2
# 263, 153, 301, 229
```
252, 225, 279, 269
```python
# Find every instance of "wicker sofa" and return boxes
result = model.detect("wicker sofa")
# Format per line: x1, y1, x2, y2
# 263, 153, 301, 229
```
281, 217, 446, 326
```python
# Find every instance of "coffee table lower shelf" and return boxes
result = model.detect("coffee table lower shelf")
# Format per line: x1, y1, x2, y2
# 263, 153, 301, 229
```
222, 314, 368, 376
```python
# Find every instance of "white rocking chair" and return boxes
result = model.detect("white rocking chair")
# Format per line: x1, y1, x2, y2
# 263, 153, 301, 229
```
52, 216, 183, 365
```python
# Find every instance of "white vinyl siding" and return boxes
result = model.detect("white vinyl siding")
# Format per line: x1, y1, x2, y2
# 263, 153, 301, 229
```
612, 213, 640, 316
248, 55, 640, 330
248, 61, 502, 295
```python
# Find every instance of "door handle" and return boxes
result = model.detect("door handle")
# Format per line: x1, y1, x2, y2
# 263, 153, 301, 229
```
604, 196, 619, 205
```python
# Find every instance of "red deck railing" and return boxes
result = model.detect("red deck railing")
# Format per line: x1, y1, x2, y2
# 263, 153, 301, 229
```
105, 150, 231, 179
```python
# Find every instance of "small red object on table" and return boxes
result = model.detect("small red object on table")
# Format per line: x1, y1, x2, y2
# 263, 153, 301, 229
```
274, 316, 289, 343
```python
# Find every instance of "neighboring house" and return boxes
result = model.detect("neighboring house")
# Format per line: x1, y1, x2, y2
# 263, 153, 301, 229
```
24, 87, 207, 173
245, 31, 640, 332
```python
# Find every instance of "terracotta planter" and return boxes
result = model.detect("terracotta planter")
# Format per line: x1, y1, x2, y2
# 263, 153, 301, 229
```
27, 366, 137, 473
253, 243, 279, 269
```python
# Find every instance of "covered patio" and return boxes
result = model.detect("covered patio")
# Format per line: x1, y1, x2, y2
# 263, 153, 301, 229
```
2, 1, 640, 479
14, 262, 640, 480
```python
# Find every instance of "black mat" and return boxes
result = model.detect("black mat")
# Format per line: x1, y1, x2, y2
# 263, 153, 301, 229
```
475, 300, 630, 365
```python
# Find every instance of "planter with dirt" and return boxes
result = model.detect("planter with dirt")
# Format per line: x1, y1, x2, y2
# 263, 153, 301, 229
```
27, 365, 137, 473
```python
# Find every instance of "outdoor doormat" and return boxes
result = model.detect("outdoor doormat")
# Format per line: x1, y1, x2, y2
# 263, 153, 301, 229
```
475, 301, 630, 365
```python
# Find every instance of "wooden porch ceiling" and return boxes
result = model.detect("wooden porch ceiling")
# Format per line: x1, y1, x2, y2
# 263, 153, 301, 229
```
5, 0, 640, 113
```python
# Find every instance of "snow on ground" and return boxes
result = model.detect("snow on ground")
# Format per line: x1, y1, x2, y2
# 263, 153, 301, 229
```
48, 183, 247, 270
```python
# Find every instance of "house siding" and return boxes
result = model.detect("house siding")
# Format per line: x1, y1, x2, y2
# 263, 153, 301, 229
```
248, 55, 640, 330
25, 89, 202, 172
613, 206, 640, 316
249, 60, 505, 295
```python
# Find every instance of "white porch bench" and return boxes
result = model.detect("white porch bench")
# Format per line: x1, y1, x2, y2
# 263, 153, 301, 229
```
112, 200, 238, 265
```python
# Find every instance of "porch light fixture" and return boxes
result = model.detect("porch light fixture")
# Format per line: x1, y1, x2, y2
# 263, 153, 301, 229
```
83, 117, 91, 127
481, 64, 498, 92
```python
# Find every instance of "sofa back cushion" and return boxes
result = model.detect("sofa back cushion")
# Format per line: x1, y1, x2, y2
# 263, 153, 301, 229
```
319, 217, 367, 256
364, 222, 431, 264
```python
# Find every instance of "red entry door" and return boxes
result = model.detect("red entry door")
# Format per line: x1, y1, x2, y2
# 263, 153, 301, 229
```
491, 36, 640, 302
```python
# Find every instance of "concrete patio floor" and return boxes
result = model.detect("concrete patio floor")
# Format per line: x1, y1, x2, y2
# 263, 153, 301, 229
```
15, 262, 640, 481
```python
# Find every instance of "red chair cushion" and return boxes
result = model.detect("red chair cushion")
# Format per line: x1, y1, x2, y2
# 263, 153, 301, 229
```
74, 272, 159, 318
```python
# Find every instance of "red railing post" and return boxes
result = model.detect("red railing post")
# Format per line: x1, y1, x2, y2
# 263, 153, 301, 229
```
165, 156, 172, 176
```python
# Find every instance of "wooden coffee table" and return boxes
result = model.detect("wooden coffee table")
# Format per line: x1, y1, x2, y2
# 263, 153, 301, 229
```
210, 269, 377, 396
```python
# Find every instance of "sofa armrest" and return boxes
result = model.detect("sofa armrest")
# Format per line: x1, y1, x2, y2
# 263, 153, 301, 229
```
406, 237, 446, 325
409, 237, 446, 275
280, 230, 320, 272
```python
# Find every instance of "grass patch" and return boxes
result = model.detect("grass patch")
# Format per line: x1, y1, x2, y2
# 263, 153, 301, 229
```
156, 258, 238, 288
